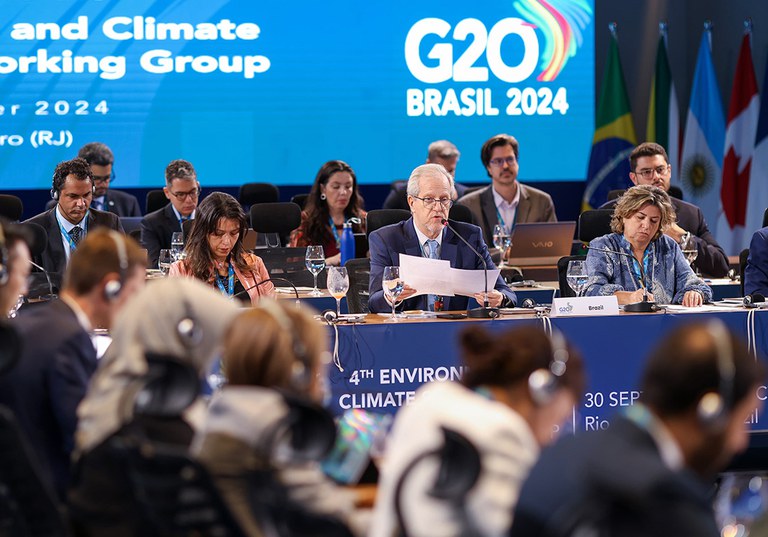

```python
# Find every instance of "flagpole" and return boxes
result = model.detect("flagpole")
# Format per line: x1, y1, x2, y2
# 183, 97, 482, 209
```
704, 20, 713, 51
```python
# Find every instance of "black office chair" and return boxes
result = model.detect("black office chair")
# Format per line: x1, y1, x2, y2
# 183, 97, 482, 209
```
608, 186, 683, 204
578, 210, 613, 243
448, 203, 474, 224
762, 208, 768, 228
119, 216, 142, 235
239, 182, 279, 208
0, 406, 69, 537
290, 193, 310, 210
606, 189, 625, 202
250, 202, 302, 248
366, 209, 411, 236
557, 255, 587, 298
146, 189, 169, 214
344, 258, 370, 314
0, 194, 23, 221
740, 248, 750, 297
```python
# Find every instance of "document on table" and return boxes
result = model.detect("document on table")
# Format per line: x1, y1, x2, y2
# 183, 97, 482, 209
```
398, 254, 500, 297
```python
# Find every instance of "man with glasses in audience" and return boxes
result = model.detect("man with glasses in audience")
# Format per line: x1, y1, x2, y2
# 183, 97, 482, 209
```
368, 163, 516, 312
458, 133, 557, 248
139, 159, 200, 268
599, 142, 728, 277
77, 142, 141, 217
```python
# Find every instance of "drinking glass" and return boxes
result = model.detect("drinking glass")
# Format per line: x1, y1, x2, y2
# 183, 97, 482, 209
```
382, 266, 404, 322
327, 266, 350, 317
158, 249, 173, 275
493, 225, 512, 266
566, 260, 588, 297
305, 245, 326, 296
683, 248, 699, 269
171, 232, 184, 261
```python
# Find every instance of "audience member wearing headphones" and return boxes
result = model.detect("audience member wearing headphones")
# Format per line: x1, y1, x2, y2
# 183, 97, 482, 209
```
510, 321, 766, 537
25, 157, 124, 292
0, 230, 145, 501
191, 303, 366, 536
70, 278, 239, 537
170, 192, 275, 305
0, 219, 32, 315
369, 325, 585, 537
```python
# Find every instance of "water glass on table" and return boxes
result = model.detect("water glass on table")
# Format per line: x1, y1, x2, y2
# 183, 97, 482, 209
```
158, 249, 173, 275
305, 245, 326, 296
382, 266, 405, 322
327, 266, 350, 317
493, 224, 512, 266
171, 232, 184, 261
566, 260, 588, 297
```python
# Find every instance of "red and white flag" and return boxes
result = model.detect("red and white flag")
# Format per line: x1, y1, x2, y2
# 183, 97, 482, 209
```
717, 31, 760, 255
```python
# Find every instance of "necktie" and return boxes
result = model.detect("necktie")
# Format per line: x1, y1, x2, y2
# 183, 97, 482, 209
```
69, 226, 83, 246
426, 239, 439, 311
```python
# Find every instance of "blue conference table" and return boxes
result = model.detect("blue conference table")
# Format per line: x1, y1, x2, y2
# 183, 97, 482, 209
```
325, 308, 768, 433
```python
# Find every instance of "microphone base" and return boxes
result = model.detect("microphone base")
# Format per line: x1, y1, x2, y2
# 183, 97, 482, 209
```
623, 300, 659, 313
467, 306, 500, 319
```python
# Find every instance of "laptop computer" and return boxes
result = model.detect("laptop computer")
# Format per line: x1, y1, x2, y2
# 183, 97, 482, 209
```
506, 221, 577, 266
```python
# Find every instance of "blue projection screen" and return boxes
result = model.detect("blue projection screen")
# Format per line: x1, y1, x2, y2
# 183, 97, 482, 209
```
0, 0, 594, 189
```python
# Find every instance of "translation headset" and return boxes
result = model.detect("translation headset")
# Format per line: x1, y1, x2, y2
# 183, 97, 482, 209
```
744, 293, 766, 308
0, 224, 8, 286
528, 328, 570, 406
103, 230, 128, 301
176, 295, 203, 348
260, 300, 313, 390
696, 319, 735, 430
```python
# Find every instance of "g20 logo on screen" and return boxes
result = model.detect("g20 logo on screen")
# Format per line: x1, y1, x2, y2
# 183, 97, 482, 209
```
405, 18, 539, 84
403, 1, 592, 117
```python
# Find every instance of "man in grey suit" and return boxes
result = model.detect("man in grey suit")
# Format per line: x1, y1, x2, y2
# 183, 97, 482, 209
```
77, 142, 141, 217
140, 159, 200, 268
25, 158, 123, 291
599, 142, 729, 277
457, 133, 556, 247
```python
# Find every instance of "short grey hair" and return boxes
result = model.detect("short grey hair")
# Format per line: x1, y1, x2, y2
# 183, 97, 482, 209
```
427, 140, 460, 161
406, 163, 454, 197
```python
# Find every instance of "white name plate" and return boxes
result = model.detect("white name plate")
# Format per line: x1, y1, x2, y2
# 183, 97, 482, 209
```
550, 296, 620, 317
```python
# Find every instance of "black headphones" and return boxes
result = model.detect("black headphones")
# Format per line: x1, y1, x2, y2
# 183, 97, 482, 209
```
103, 230, 128, 301
0, 224, 8, 286
696, 319, 735, 430
260, 300, 312, 390
744, 293, 765, 308
528, 329, 569, 406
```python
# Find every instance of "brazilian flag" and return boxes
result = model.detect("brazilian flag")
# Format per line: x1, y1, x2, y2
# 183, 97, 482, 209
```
582, 27, 637, 211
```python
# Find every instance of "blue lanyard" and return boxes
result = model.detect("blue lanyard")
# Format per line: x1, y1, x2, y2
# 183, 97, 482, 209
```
328, 217, 341, 247
57, 213, 89, 253
214, 262, 235, 297
621, 237, 652, 290
495, 205, 517, 234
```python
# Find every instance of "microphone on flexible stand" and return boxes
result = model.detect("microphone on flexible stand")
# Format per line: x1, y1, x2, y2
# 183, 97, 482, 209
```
233, 277, 301, 309
440, 218, 499, 319
586, 246, 659, 313
29, 260, 56, 302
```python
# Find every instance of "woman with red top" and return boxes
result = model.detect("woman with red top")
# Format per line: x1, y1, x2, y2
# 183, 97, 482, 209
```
170, 192, 274, 305
290, 160, 366, 266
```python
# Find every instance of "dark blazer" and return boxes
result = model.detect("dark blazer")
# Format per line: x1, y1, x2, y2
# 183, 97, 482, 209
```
510, 415, 719, 537
368, 217, 516, 312
140, 203, 183, 269
95, 189, 141, 217
457, 183, 557, 247
745, 226, 768, 296
0, 300, 98, 500
24, 207, 124, 291
599, 197, 729, 278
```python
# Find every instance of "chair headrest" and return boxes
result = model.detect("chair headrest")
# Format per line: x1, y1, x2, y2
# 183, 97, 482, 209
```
133, 354, 200, 418
276, 392, 337, 461
0, 195, 23, 221
250, 202, 302, 234
428, 427, 481, 502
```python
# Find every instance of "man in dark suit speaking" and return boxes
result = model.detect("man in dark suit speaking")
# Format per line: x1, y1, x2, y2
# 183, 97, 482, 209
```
25, 157, 123, 291
140, 159, 199, 268
368, 163, 516, 313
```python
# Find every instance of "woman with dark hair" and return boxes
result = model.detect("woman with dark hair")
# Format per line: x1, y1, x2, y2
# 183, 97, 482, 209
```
370, 325, 586, 537
290, 160, 366, 266
170, 192, 274, 305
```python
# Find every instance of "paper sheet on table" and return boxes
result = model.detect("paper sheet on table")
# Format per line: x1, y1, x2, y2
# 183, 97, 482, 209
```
398, 254, 500, 297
